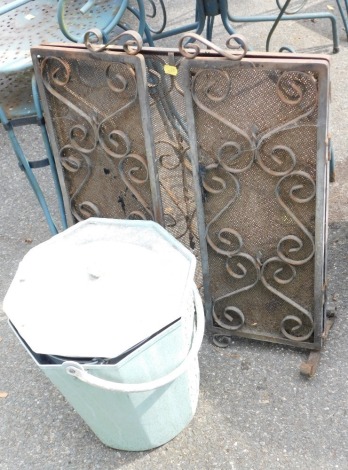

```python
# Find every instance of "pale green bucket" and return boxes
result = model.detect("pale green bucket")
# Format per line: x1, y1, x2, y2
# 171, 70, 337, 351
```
11, 286, 204, 451
5, 219, 204, 451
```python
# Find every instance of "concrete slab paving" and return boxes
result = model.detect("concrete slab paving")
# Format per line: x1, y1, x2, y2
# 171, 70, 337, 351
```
1, 1, 348, 469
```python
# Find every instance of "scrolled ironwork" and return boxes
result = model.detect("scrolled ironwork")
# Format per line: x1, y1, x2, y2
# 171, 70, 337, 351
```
191, 69, 254, 161
225, 253, 260, 281
217, 141, 254, 174
68, 123, 96, 155
40, 52, 155, 223
106, 64, 131, 92
280, 315, 313, 341
207, 227, 243, 257
191, 68, 318, 179
188, 64, 319, 343
276, 70, 317, 106
203, 166, 242, 257
44, 56, 71, 87
97, 63, 138, 159
212, 253, 261, 331
126, 211, 148, 220
77, 201, 101, 219
60, 146, 84, 173
156, 139, 197, 242
84, 28, 143, 55
122, 153, 149, 185
256, 143, 297, 177
178, 33, 248, 61
34, 38, 328, 349
213, 305, 245, 331
119, 153, 153, 220
60, 154, 81, 173
99, 128, 132, 159
200, 69, 231, 102
157, 139, 190, 171
41, 57, 98, 154
275, 170, 315, 266
59, 145, 95, 222
261, 257, 314, 341
202, 163, 228, 195
255, 71, 318, 176
212, 334, 233, 348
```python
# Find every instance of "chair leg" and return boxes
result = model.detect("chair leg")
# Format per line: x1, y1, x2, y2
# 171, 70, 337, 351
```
0, 107, 58, 235
32, 76, 68, 230
335, 0, 348, 40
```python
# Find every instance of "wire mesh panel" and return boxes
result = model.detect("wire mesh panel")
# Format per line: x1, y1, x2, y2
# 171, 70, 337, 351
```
142, 49, 202, 287
182, 54, 330, 349
32, 44, 163, 226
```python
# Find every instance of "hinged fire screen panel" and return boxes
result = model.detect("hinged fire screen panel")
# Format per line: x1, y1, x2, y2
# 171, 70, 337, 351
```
32, 46, 163, 226
182, 56, 330, 349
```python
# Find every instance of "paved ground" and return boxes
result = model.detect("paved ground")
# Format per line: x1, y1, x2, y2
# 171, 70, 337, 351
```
1, 1, 348, 469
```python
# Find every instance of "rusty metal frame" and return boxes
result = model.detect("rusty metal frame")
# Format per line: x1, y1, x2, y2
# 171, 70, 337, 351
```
182, 53, 330, 350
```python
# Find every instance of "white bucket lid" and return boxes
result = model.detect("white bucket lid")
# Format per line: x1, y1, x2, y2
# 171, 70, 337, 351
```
4, 219, 196, 358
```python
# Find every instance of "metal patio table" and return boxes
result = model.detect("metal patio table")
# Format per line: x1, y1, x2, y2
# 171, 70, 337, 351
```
128, 0, 347, 52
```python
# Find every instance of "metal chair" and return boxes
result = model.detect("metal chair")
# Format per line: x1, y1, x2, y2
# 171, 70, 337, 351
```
227, 0, 346, 53
0, 0, 128, 234
0, 0, 67, 234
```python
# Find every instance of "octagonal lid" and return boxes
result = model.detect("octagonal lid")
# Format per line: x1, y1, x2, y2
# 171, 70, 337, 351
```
4, 218, 196, 358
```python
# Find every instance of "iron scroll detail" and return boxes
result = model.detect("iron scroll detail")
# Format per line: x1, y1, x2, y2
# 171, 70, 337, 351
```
84, 28, 143, 55
178, 33, 248, 60
260, 257, 314, 341
212, 253, 261, 331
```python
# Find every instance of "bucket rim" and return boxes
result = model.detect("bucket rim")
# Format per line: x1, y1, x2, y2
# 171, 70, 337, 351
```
64, 285, 204, 393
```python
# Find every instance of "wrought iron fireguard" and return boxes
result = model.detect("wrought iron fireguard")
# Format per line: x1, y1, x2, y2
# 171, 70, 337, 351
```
32, 33, 330, 350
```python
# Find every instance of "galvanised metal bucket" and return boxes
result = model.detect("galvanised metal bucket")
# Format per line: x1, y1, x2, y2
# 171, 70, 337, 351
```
11, 286, 204, 451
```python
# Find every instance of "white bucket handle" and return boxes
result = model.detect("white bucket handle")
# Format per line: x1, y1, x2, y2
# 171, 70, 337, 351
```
64, 285, 205, 393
